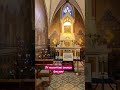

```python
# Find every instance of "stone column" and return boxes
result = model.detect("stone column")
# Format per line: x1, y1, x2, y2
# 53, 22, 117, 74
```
96, 56, 99, 78
0, 6, 5, 47
85, 0, 97, 48
9, 22, 13, 47
75, 50, 76, 59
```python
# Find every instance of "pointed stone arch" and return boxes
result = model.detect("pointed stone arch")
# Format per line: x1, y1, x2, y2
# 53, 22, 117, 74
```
51, 0, 85, 25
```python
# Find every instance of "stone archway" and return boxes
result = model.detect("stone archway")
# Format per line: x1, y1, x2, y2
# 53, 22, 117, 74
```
49, 2, 85, 47
44, 0, 85, 26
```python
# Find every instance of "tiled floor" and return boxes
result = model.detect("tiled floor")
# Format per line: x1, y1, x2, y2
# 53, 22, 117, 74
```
48, 71, 85, 90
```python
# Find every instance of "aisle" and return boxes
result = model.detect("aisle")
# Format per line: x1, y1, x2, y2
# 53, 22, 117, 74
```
48, 72, 85, 90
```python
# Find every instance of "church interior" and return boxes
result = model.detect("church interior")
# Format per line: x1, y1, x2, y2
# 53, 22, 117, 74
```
35, 0, 120, 90
0, 0, 120, 90
35, 0, 85, 90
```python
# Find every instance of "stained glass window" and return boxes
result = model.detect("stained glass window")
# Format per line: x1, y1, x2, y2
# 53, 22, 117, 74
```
62, 3, 73, 17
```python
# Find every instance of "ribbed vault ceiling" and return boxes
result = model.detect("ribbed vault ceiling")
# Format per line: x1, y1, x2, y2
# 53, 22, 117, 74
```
35, 0, 85, 28
44, 0, 85, 24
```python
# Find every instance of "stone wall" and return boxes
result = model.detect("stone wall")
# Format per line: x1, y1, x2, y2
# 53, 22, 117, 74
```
35, 0, 48, 47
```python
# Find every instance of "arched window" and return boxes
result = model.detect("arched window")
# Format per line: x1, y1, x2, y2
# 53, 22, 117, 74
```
62, 3, 73, 17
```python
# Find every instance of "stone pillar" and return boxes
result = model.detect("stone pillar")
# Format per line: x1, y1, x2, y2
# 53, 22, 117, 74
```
75, 50, 76, 58
9, 21, 13, 47
85, 0, 97, 48
0, 6, 5, 47
96, 56, 99, 78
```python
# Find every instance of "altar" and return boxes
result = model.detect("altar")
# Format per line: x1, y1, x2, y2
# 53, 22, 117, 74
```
55, 47, 80, 61
54, 12, 81, 62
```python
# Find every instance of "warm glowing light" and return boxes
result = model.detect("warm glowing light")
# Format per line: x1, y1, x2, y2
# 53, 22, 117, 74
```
64, 22, 71, 26
53, 38, 57, 45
